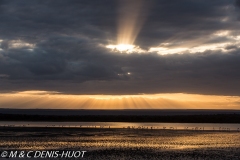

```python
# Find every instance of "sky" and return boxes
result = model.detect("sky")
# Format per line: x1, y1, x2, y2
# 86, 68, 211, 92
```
0, 0, 240, 109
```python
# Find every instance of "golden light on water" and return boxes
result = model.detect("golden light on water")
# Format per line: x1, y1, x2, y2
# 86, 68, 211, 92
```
0, 91, 240, 109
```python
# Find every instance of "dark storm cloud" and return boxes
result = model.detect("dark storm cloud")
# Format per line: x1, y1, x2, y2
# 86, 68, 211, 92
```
0, 0, 240, 95
137, 0, 239, 48
0, 37, 123, 81
0, 0, 117, 42
236, 0, 240, 7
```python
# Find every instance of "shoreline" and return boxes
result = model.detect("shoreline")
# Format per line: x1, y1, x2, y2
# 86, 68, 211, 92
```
1, 114, 240, 123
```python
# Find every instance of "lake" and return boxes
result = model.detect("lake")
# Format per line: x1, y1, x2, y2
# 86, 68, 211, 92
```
0, 126, 240, 160
0, 121, 240, 131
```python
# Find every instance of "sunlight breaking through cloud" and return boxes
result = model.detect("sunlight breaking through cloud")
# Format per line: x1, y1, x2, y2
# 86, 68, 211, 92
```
107, 30, 240, 55
0, 91, 240, 109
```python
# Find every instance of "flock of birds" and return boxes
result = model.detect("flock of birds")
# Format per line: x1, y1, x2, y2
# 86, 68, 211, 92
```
0, 124, 240, 131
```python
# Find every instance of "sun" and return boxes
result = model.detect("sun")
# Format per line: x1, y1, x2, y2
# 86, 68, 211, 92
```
106, 44, 135, 52
116, 44, 135, 52
106, 44, 145, 53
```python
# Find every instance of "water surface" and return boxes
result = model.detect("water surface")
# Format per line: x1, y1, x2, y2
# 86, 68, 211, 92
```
1, 121, 240, 131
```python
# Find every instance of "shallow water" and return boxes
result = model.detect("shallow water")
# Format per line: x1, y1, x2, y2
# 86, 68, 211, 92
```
1, 121, 240, 131
0, 127, 240, 160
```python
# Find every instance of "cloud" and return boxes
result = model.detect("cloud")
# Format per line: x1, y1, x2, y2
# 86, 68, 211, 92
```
236, 0, 240, 8
136, 0, 240, 48
0, 0, 240, 96
0, 92, 240, 109
0, 0, 117, 42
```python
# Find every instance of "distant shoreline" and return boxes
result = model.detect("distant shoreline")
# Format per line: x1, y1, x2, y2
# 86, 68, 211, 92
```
1, 114, 240, 123
0, 108, 240, 116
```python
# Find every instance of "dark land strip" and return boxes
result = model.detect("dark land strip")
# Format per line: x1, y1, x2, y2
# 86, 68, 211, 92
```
0, 114, 240, 123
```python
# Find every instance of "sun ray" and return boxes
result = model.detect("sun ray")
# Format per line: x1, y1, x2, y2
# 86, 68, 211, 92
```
1, 91, 240, 109
106, 0, 148, 53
